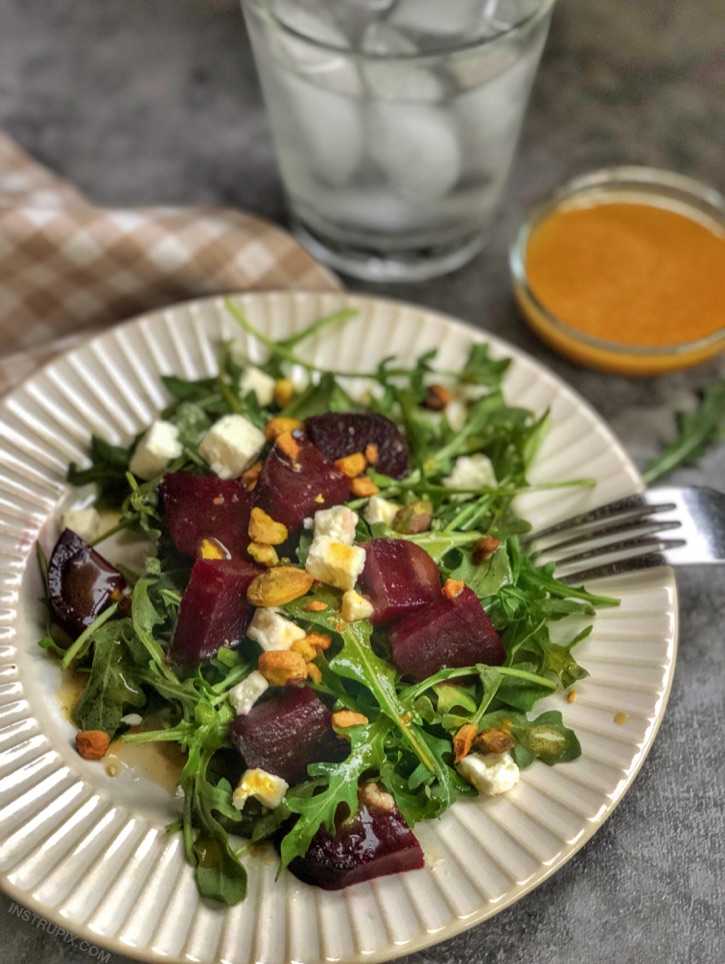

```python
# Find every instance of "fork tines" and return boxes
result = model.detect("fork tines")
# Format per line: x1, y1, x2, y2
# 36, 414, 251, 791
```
523, 487, 712, 583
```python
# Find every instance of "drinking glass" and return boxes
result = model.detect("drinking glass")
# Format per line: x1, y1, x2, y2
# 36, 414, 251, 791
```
241, 0, 556, 281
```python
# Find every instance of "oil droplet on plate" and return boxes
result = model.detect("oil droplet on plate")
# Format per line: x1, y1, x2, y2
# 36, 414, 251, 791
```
613, 712, 629, 725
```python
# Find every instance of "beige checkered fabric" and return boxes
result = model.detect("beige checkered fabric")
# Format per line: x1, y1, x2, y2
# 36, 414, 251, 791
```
0, 132, 340, 394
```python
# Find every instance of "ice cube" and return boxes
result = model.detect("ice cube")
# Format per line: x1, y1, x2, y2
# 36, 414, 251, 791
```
273, 0, 350, 50
283, 78, 365, 186
291, 179, 426, 235
488, 0, 542, 31
388, 0, 489, 43
360, 21, 418, 56
359, 22, 445, 102
369, 102, 461, 202
453, 34, 542, 176
448, 24, 546, 90
270, 0, 361, 96
333, 0, 399, 43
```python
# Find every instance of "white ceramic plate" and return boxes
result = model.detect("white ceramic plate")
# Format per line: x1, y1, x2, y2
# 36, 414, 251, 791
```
0, 292, 677, 964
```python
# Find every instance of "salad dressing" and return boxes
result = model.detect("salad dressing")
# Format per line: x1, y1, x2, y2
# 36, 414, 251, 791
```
512, 168, 725, 373
57, 670, 184, 793
105, 738, 185, 795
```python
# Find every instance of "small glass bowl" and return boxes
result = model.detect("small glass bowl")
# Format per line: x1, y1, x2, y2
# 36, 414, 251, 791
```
510, 167, 725, 375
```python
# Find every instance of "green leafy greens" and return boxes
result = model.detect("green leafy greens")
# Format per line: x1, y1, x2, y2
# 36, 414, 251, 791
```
39, 304, 618, 906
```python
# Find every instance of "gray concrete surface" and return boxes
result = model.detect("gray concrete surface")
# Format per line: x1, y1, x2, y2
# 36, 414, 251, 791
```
1, 1, 724, 962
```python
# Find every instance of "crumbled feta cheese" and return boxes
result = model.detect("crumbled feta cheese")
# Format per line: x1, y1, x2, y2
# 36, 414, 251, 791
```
341, 589, 374, 623
363, 495, 400, 527
232, 768, 288, 810
456, 751, 520, 796
61, 507, 101, 542
246, 607, 307, 651
239, 366, 276, 407
129, 420, 183, 481
199, 414, 265, 479
228, 670, 269, 715
305, 536, 366, 591
120, 713, 143, 727
443, 454, 496, 500
313, 505, 358, 545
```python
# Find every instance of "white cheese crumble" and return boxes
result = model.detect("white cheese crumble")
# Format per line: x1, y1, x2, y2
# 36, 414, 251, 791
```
305, 536, 366, 591
456, 751, 520, 796
120, 713, 143, 727
246, 607, 307, 652
363, 495, 400, 527
129, 420, 183, 481
61, 507, 101, 543
341, 589, 374, 623
239, 366, 276, 407
232, 768, 288, 811
199, 414, 265, 479
443, 454, 496, 500
313, 505, 358, 545
228, 670, 269, 715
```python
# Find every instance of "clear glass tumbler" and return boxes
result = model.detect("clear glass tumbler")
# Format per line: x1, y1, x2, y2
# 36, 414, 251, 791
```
241, 0, 556, 281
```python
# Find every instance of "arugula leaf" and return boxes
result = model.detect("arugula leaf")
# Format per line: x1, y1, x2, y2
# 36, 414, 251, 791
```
541, 627, 592, 690
173, 401, 212, 452
286, 597, 438, 773
72, 620, 146, 735
185, 739, 247, 905
477, 709, 582, 768
162, 374, 219, 404
68, 435, 133, 505
279, 719, 389, 869
459, 343, 510, 388
643, 379, 725, 484
131, 573, 178, 681
279, 372, 357, 421
440, 544, 513, 598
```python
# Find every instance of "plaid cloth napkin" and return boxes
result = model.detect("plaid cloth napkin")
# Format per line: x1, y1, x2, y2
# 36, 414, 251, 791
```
0, 132, 340, 394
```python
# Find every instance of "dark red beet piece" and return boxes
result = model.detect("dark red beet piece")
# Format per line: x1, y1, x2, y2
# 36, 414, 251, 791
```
168, 557, 260, 665
229, 688, 342, 785
47, 529, 127, 640
160, 473, 253, 558
389, 584, 505, 680
289, 787, 424, 890
358, 538, 440, 625
253, 432, 349, 533
306, 412, 410, 479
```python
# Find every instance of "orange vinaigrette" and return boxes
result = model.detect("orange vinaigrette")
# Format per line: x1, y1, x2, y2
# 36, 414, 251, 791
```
511, 171, 725, 375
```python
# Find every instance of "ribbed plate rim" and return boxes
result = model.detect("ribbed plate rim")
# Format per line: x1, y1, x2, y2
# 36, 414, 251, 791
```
0, 291, 678, 964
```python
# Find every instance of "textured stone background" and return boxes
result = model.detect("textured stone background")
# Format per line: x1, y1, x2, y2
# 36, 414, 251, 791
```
1, 1, 724, 962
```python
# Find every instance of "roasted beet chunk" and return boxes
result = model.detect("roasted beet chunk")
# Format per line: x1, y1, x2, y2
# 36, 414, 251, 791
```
168, 557, 260, 665
253, 432, 349, 533
47, 529, 127, 639
229, 688, 341, 785
160, 472, 253, 558
358, 538, 440, 625
289, 786, 424, 890
389, 585, 505, 680
305, 413, 410, 479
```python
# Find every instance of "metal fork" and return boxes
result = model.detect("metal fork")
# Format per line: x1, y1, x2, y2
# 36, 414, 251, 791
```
524, 486, 725, 582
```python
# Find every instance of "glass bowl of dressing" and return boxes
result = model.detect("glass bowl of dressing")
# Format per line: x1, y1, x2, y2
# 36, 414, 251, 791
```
510, 167, 725, 375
